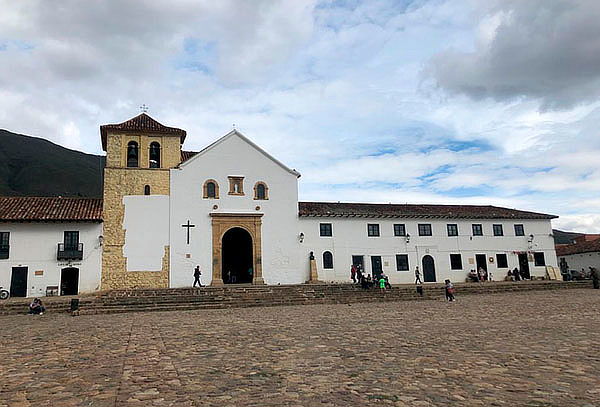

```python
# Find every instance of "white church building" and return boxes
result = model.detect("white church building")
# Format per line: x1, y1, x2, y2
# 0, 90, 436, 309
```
0, 113, 559, 296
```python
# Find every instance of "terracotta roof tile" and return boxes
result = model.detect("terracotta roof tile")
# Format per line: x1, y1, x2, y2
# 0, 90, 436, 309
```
0, 197, 103, 222
180, 150, 198, 164
100, 113, 186, 150
298, 201, 557, 220
556, 239, 600, 256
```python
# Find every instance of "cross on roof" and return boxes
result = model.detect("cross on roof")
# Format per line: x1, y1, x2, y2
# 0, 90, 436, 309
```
139, 104, 149, 113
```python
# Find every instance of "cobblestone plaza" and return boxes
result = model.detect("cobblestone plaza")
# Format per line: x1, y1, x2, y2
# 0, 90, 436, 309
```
1, 290, 599, 406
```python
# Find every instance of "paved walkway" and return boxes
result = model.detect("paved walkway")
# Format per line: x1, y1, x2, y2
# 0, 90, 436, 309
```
1, 290, 599, 406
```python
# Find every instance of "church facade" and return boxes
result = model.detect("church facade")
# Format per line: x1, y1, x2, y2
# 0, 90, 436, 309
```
0, 113, 559, 296
99, 113, 558, 290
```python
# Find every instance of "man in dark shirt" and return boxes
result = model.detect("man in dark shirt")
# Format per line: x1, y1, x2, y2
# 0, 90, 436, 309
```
193, 266, 203, 287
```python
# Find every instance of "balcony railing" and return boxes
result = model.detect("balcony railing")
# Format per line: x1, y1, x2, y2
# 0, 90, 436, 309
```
0, 244, 9, 260
57, 243, 83, 261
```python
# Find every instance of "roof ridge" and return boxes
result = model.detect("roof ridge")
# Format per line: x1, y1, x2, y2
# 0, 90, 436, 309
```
100, 113, 187, 151
298, 201, 557, 219
0, 196, 102, 200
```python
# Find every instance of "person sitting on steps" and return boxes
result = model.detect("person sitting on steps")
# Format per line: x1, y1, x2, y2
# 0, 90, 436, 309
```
29, 298, 45, 315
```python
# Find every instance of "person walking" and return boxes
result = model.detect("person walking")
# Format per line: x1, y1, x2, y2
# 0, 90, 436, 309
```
444, 279, 455, 302
415, 266, 422, 284
193, 265, 203, 287
350, 264, 357, 283
590, 267, 599, 289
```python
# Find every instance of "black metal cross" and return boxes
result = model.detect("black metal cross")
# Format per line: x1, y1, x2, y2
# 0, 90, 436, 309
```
182, 220, 195, 245
140, 104, 149, 113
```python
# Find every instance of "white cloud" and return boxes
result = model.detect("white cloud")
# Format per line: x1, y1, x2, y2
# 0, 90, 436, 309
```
0, 0, 599, 233
426, 0, 600, 110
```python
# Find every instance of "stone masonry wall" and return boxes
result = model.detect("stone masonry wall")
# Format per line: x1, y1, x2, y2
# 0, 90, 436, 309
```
101, 131, 181, 290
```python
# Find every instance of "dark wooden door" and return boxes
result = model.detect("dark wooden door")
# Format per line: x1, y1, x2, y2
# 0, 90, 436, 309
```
61, 267, 79, 296
10, 267, 28, 297
518, 253, 531, 279
422, 255, 436, 282
476, 254, 487, 272
370, 256, 382, 280
352, 255, 364, 268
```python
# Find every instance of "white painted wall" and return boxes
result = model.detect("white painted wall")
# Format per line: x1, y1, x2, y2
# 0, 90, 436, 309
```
123, 195, 170, 271
0, 222, 102, 297
559, 252, 600, 272
169, 132, 302, 287
299, 218, 558, 284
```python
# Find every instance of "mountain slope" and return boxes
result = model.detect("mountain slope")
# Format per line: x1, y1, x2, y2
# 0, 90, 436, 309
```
553, 229, 583, 245
0, 129, 104, 197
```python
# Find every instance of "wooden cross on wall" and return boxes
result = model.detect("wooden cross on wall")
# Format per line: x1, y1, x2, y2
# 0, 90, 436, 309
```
182, 220, 195, 245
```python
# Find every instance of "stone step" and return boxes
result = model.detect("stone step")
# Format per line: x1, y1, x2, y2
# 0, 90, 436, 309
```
79, 294, 438, 315
79, 281, 591, 315
0, 281, 592, 316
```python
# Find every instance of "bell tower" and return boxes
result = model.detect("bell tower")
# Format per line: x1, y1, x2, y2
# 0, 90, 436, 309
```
100, 113, 186, 289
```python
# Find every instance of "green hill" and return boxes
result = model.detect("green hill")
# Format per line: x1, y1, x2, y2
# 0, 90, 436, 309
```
0, 129, 104, 197
553, 229, 583, 245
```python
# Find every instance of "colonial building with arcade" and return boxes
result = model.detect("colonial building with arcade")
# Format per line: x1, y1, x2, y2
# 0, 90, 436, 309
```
0, 113, 559, 296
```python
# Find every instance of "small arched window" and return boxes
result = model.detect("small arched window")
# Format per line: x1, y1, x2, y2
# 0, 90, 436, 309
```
323, 251, 333, 269
203, 179, 219, 199
144, 185, 151, 195
127, 141, 139, 167
254, 182, 269, 200
149, 142, 161, 168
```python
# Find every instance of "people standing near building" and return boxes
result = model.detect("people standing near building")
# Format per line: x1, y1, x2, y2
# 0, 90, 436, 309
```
356, 265, 363, 284
468, 269, 478, 282
444, 279, 455, 302
383, 273, 391, 289
379, 274, 387, 290
478, 267, 486, 282
350, 264, 357, 283
513, 267, 521, 281
520, 268, 527, 281
590, 267, 599, 289
193, 265, 203, 287
488, 271, 494, 282
415, 266, 422, 284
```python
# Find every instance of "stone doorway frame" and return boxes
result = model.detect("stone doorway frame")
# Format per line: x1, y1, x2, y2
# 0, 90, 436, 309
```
210, 213, 264, 286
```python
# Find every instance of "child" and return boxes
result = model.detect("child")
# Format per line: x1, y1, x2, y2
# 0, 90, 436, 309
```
379, 275, 386, 290
444, 279, 455, 302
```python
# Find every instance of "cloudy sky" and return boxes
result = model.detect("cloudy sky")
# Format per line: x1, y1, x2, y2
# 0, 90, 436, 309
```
1, 0, 599, 232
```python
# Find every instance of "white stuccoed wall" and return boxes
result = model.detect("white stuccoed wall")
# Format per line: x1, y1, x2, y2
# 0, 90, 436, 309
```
123, 195, 170, 271
558, 252, 600, 272
0, 222, 102, 297
299, 217, 558, 284
169, 132, 302, 287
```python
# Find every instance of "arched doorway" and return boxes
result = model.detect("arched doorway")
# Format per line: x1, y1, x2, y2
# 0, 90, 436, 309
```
422, 255, 436, 282
61, 267, 79, 295
222, 227, 253, 284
